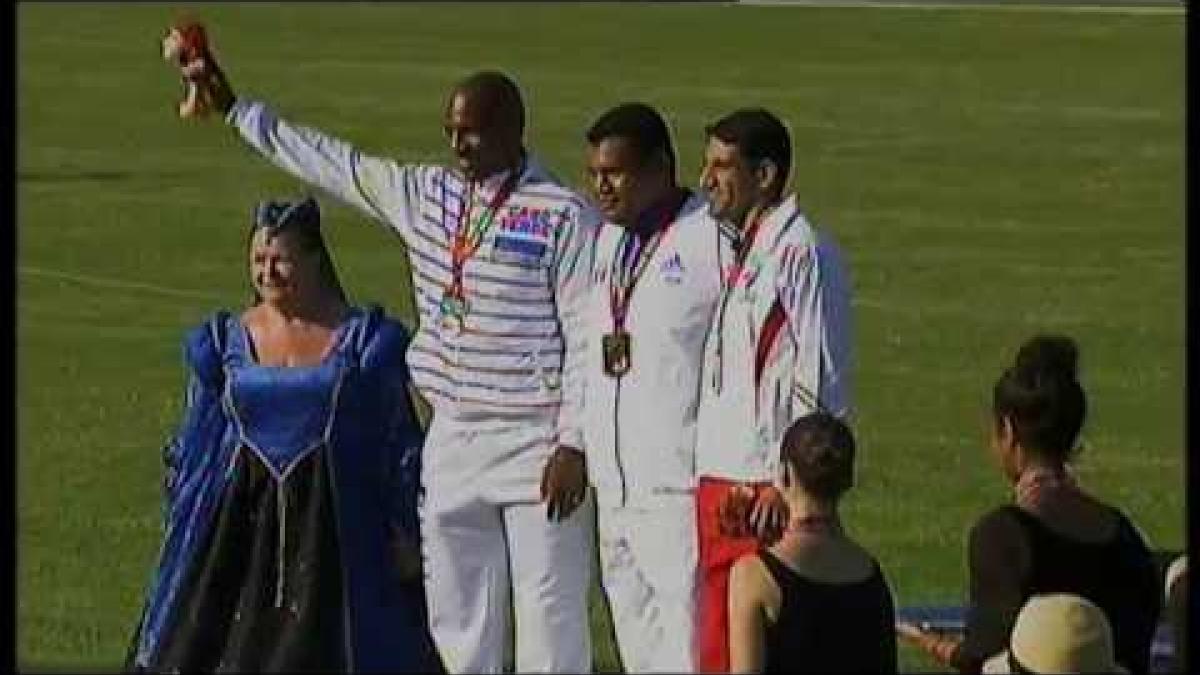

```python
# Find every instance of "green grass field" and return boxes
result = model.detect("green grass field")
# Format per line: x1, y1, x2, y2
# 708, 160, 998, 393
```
17, 2, 1184, 671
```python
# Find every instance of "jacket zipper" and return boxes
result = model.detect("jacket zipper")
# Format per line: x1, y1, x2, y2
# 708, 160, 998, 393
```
613, 380, 628, 507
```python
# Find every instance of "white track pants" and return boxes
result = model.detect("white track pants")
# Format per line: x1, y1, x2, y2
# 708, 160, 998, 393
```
596, 493, 698, 673
420, 414, 594, 674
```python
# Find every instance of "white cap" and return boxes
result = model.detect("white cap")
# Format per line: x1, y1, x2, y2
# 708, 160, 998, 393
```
981, 593, 1126, 674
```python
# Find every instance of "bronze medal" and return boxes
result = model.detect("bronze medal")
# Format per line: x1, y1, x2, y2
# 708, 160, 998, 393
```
603, 192, 687, 380
602, 331, 632, 378
441, 164, 522, 339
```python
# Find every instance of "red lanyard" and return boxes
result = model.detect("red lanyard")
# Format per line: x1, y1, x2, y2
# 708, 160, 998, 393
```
713, 211, 769, 340
446, 165, 522, 301
726, 211, 768, 290
608, 193, 686, 333
710, 209, 772, 394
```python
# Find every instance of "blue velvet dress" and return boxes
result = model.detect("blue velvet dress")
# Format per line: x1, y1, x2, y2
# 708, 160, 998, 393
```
127, 305, 442, 673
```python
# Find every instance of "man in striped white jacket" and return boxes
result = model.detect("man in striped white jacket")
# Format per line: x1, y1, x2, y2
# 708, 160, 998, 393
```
180, 51, 599, 673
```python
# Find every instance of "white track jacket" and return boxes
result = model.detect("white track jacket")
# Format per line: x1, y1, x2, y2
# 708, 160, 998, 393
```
583, 193, 723, 507
695, 195, 853, 483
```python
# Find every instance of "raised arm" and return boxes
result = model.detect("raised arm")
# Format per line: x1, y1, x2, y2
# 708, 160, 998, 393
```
180, 44, 432, 245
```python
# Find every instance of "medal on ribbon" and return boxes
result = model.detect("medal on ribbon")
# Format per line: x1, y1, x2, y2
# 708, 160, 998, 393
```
438, 290, 468, 334
712, 212, 770, 393
603, 192, 687, 378
602, 330, 632, 378
441, 164, 523, 335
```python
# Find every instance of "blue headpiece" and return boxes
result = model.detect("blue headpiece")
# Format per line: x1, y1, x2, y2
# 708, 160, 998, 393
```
253, 196, 321, 232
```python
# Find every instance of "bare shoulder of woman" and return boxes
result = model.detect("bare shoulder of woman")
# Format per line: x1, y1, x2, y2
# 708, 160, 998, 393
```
239, 304, 264, 326
731, 553, 780, 619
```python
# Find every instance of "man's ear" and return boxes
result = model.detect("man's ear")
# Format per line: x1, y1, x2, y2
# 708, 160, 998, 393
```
754, 159, 779, 195
998, 415, 1016, 449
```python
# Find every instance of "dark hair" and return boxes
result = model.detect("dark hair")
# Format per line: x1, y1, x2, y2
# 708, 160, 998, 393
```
704, 107, 792, 198
992, 335, 1087, 462
247, 196, 347, 304
586, 102, 677, 173
454, 70, 526, 135
780, 412, 855, 502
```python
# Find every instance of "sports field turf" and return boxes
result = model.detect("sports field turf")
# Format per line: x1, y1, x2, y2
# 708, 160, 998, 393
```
17, 2, 1183, 671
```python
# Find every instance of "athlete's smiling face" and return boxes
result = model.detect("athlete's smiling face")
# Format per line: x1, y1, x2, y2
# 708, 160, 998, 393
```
699, 137, 760, 228
586, 136, 663, 227
443, 90, 518, 182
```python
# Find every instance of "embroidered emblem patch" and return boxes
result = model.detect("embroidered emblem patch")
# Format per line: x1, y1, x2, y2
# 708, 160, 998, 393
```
494, 235, 547, 257
494, 207, 552, 259
497, 207, 553, 238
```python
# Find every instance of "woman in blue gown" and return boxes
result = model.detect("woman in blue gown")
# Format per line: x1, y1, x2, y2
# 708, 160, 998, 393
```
127, 197, 442, 673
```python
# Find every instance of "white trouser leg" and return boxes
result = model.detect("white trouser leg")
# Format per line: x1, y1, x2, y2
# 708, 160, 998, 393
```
420, 417, 517, 674
420, 479, 512, 673
502, 495, 595, 673
597, 495, 698, 673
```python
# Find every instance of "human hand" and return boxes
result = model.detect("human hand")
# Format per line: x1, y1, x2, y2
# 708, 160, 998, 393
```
189, 52, 236, 117
749, 485, 789, 544
161, 21, 210, 118
539, 445, 587, 522
717, 484, 757, 537
895, 621, 925, 642
160, 21, 236, 118
895, 621, 961, 666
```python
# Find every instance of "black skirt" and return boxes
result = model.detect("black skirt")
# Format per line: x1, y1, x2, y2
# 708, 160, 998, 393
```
142, 445, 347, 673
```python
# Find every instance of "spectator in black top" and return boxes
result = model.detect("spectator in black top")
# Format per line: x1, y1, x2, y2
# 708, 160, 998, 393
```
727, 412, 896, 673
898, 335, 1161, 673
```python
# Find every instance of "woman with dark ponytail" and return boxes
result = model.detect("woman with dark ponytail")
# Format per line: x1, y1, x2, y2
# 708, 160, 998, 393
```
899, 335, 1161, 673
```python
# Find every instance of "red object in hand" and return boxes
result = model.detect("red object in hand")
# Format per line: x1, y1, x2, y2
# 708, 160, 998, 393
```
161, 20, 212, 119
162, 22, 208, 67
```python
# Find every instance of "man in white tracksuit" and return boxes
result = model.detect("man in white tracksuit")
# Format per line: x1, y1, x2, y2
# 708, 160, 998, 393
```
692, 108, 853, 673
581, 103, 724, 672
180, 49, 598, 673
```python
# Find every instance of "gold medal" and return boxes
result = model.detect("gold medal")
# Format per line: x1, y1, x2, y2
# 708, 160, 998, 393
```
602, 331, 632, 378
